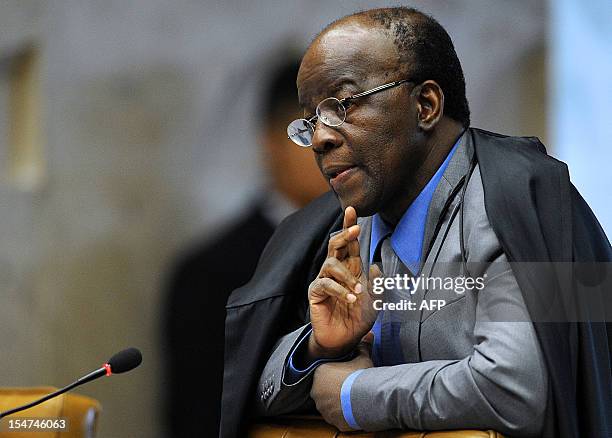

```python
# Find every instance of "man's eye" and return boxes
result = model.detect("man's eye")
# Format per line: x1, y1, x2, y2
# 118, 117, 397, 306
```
343, 100, 357, 116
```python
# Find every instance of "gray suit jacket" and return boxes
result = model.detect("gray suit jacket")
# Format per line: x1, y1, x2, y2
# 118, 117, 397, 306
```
254, 131, 548, 437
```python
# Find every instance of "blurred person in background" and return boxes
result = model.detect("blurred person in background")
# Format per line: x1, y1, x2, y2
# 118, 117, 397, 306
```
161, 56, 328, 437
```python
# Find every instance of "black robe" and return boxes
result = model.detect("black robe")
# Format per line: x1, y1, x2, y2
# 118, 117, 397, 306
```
220, 128, 612, 438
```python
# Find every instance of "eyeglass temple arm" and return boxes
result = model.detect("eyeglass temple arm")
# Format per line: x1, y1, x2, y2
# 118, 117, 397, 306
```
342, 79, 411, 102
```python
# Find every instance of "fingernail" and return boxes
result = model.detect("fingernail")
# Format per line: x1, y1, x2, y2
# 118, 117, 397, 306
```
347, 294, 356, 303
354, 284, 363, 294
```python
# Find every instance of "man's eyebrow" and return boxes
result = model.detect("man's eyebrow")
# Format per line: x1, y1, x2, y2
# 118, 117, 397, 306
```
327, 77, 361, 97
331, 77, 359, 90
298, 77, 360, 108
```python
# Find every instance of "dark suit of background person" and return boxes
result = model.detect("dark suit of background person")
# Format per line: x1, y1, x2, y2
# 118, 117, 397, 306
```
220, 8, 612, 438
162, 58, 328, 438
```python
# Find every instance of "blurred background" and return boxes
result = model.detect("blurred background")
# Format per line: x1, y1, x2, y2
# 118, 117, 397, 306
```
0, 1, 609, 437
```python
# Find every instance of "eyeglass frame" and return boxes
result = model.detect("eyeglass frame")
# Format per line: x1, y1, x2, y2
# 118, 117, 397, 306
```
287, 77, 417, 147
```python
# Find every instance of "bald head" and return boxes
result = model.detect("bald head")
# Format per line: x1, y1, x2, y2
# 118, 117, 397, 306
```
307, 7, 470, 127
298, 21, 402, 112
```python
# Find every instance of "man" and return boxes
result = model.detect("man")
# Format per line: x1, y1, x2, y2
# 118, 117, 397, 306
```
162, 58, 327, 437
221, 7, 611, 438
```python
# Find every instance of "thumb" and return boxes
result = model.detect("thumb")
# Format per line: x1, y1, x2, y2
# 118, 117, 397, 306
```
361, 331, 374, 345
357, 331, 374, 358
368, 264, 383, 296
369, 263, 383, 280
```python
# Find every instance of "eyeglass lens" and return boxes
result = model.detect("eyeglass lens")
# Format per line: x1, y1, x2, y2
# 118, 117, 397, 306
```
287, 98, 347, 147
316, 97, 346, 127
287, 119, 315, 147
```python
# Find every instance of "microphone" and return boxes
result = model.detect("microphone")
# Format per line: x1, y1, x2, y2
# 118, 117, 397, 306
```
0, 347, 142, 419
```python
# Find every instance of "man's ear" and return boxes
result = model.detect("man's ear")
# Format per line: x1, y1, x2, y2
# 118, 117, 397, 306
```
415, 80, 444, 131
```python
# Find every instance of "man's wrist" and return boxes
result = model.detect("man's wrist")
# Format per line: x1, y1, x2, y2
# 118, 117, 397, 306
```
306, 333, 355, 362
285, 329, 357, 385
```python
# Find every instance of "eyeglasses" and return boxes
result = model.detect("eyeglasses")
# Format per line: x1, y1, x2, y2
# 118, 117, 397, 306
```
287, 78, 415, 147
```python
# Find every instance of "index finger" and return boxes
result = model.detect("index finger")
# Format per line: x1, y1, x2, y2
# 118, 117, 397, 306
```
330, 206, 359, 259
328, 225, 360, 258
344, 206, 361, 267
343, 206, 358, 229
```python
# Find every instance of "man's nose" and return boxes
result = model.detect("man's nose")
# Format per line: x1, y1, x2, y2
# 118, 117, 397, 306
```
311, 120, 342, 153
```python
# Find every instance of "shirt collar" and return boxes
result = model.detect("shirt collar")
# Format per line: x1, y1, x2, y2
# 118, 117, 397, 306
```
369, 138, 461, 273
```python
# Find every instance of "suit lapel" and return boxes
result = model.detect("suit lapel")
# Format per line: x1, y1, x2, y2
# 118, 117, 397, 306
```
420, 131, 475, 265
397, 132, 474, 361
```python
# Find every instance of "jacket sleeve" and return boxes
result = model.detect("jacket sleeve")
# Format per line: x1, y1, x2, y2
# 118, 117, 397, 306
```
253, 324, 315, 416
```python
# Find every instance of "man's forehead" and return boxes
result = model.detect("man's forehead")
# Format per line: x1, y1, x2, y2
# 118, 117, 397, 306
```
317, 23, 382, 53
298, 22, 399, 94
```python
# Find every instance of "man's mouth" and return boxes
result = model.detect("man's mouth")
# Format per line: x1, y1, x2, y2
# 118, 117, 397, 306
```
324, 164, 355, 179
323, 164, 359, 189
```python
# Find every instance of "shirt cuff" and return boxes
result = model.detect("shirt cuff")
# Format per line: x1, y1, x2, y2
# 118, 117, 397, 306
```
341, 369, 365, 430
284, 327, 354, 386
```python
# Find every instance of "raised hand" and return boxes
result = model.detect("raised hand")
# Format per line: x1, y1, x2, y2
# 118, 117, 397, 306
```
307, 206, 382, 360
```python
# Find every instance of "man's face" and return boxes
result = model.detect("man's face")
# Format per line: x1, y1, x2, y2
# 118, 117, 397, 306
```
297, 21, 425, 217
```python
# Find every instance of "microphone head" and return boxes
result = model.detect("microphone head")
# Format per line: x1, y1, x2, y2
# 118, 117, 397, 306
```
106, 348, 142, 374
